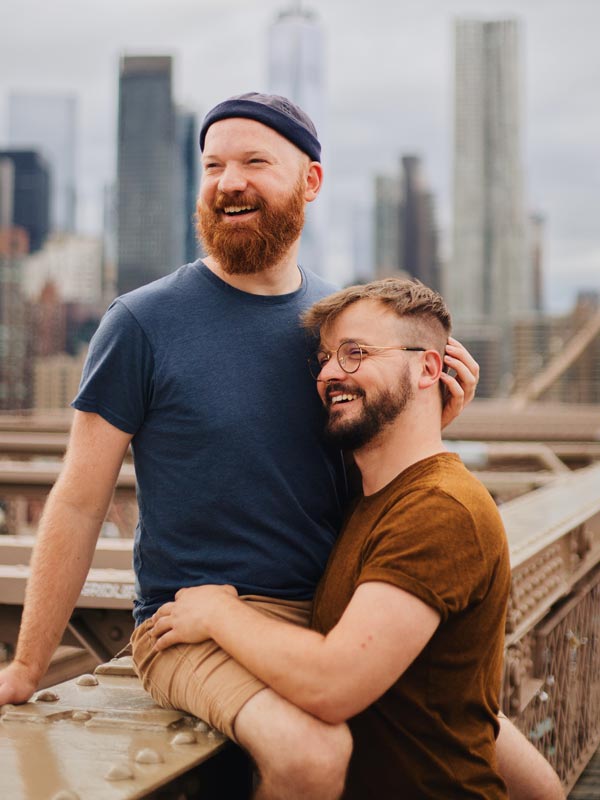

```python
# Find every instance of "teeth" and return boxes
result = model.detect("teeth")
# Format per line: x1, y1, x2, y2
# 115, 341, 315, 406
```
223, 205, 255, 214
331, 394, 358, 404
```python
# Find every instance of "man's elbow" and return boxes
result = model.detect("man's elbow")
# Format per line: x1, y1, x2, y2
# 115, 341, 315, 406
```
301, 688, 354, 726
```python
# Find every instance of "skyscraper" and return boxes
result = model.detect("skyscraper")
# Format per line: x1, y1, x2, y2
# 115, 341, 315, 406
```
268, 3, 326, 275
400, 156, 440, 292
373, 156, 440, 290
373, 175, 402, 279
0, 159, 32, 410
8, 93, 77, 233
175, 109, 199, 266
0, 150, 50, 253
449, 19, 531, 394
450, 19, 529, 325
117, 56, 182, 295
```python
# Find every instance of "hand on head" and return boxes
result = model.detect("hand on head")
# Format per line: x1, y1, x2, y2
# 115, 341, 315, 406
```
439, 337, 480, 429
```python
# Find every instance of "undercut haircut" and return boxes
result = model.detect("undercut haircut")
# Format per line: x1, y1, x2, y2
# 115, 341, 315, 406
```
302, 278, 452, 356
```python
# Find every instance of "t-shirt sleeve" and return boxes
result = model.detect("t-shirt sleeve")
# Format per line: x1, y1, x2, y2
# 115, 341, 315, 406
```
71, 299, 154, 435
356, 490, 488, 622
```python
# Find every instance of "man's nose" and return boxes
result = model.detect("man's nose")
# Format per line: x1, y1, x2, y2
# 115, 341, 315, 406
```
317, 356, 345, 383
218, 164, 248, 194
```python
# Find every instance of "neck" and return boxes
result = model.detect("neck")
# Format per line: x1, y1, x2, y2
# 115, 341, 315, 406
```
354, 407, 446, 496
202, 240, 302, 296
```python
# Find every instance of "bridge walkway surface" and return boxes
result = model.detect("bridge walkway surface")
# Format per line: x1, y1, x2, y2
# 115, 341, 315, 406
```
569, 746, 600, 798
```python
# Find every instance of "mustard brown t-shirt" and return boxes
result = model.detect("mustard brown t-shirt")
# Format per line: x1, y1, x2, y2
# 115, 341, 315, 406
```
312, 452, 510, 800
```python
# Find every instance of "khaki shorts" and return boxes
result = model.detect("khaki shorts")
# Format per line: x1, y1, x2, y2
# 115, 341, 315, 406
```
131, 594, 311, 742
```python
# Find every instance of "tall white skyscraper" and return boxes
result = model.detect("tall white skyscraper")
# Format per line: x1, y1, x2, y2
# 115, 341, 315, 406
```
450, 19, 530, 326
268, 4, 327, 276
9, 93, 77, 233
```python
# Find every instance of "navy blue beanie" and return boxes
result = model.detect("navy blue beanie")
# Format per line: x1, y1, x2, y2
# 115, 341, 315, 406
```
199, 92, 321, 162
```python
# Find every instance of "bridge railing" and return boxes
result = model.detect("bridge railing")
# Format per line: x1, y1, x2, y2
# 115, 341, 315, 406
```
500, 462, 600, 792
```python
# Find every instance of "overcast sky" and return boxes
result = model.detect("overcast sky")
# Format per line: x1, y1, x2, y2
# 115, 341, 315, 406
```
1, 0, 598, 311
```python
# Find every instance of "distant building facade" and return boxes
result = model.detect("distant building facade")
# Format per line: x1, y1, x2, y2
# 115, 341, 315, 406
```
268, 4, 326, 275
22, 234, 104, 306
373, 156, 440, 291
8, 92, 77, 233
117, 56, 188, 294
373, 175, 402, 278
34, 349, 88, 411
400, 156, 440, 291
0, 150, 50, 253
0, 159, 32, 410
175, 109, 199, 265
30, 281, 68, 358
449, 19, 530, 394
529, 212, 545, 314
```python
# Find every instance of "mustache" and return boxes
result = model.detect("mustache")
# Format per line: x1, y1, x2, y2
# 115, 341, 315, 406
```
324, 382, 365, 403
213, 191, 265, 212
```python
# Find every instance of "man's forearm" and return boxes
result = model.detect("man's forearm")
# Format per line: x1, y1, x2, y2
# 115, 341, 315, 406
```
14, 489, 105, 682
205, 595, 332, 717
154, 582, 438, 725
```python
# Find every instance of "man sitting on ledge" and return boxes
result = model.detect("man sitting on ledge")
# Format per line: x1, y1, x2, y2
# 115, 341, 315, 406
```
151, 278, 564, 800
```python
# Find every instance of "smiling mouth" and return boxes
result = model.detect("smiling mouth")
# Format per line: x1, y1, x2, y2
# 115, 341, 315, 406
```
330, 393, 360, 405
221, 205, 259, 217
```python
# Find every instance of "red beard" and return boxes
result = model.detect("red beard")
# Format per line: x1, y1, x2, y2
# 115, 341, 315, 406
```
196, 175, 306, 275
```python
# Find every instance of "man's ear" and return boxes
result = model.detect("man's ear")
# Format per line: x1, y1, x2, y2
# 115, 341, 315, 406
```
305, 161, 323, 202
417, 350, 443, 390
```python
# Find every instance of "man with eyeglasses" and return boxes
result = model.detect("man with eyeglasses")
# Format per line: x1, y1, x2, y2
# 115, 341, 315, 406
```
0, 94, 561, 799
151, 278, 564, 799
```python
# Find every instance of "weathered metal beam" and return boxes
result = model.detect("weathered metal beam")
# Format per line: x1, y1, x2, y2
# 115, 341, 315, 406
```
444, 400, 600, 443
0, 658, 242, 800
0, 565, 135, 610
510, 309, 600, 406
0, 431, 69, 456
0, 535, 133, 570
0, 461, 136, 499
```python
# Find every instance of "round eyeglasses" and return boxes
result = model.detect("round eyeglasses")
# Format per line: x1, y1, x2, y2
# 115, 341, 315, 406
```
308, 341, 426, 380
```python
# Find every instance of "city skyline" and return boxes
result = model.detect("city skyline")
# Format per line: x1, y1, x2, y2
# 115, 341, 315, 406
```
0, 0, 598, 310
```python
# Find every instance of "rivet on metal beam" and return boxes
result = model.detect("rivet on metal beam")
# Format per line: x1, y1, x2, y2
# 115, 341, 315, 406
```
135, 748, 164, 764
75, 674, 99, 687
35, 690, 59, 702
171, 731, 196, 745
104, 763, 134, 781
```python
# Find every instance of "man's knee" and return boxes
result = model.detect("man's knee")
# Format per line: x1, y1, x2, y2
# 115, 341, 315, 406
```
260, 721, 352, 799
236, 690, 352, 798
293, 721, 353, 792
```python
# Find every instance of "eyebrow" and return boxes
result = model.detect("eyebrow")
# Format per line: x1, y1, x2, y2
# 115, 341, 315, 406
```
202, 150, 272, 162
318, 337, 365, 350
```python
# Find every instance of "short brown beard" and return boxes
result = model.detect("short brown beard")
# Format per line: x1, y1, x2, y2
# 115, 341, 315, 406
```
324, 364, 414, 451
195, 173, 306, 275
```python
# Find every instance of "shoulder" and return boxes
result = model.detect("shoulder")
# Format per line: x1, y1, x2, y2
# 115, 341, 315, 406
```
300, 267, 338, 304
369, 455, 508, 564
118, 263, 199, 318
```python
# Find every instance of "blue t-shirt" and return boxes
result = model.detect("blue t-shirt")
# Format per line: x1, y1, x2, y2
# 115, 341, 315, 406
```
73, 261, 346, 624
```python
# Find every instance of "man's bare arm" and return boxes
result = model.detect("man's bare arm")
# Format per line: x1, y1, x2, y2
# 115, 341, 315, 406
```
151, 580, 440, 725
0, 411, 133, 705
496, 715, 564, 800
